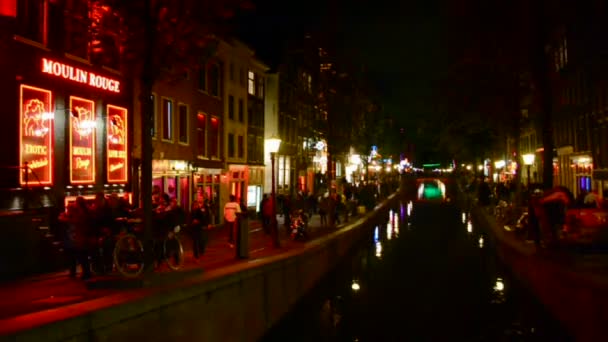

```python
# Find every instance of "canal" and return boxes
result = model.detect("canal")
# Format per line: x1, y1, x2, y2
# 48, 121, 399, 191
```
261, 197, 572, 341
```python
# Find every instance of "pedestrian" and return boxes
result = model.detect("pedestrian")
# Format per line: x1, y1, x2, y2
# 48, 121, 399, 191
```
261, 194, 273, 235
224, 195, 241, 248
190, 200, 211, 260
59, 196, 92, 280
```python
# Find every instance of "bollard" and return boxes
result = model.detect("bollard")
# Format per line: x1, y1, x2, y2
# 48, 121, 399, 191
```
236, 213, 249, 258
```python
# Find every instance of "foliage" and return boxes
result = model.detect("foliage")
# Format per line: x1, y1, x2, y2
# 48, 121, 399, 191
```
90, 0, 252, 79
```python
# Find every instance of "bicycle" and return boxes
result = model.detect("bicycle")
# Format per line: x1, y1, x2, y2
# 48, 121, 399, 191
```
158, 224, 185, 271
112, 217, 145, 278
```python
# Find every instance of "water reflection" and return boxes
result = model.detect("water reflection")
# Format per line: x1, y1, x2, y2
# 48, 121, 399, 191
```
262, 199, 570, 341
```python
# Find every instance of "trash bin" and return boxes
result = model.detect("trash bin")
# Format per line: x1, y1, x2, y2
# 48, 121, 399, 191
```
236, 214, 249, 258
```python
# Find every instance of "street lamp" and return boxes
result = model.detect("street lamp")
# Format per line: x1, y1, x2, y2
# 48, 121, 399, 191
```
523, 153, 535, 187
266, 136, 282, 248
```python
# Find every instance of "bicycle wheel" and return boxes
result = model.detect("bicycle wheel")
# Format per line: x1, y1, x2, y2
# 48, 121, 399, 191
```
164, 234, 184, 271
113, 233, 145, 278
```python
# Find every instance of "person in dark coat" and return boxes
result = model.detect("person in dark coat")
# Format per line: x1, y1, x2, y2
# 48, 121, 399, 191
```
190, 200, 212, 259
59, 196, 92, 280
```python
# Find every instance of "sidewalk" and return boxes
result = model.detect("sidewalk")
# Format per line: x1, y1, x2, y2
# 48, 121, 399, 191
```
0, 212, 349, 322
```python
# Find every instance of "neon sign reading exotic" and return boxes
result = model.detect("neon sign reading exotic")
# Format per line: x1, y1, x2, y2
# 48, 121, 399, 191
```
41, 58, 121, 93
69, 96, 96, 184
20, 85, 54, 186
107, 105, 128, 183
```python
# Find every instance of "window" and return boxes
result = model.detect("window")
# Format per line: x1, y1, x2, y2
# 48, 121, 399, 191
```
162, 98, 173, 141
248, 133, 255, 162
64, 0, 88, 59
151, 93, 157, 138
209, 116, 219, 158
257, 78, 264, 99
237, 135, 244, 158
197, 112, 206, 157
248, 71, 255, 95
229, 62, 235, 81
228, 95, 234, 120
178, 103, 188, 144
209, 63, 220, 97
238, 99, 244, 122
89, 2, 120, 69
17, 0, 47, 44
198, 64, 207, 91
228, 133, 235, 158
240, 68, 245, 87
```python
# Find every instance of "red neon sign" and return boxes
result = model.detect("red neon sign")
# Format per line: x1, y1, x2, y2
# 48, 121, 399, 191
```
107, 105, 128, 183
69, 96, 96, 184
0, 0, 16, 17
41, 58, 121, 93
20, 85, 54, 186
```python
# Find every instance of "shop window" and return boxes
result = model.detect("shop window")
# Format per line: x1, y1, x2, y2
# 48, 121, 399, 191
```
237, 135, 244, 158
17, 0, 47, 45
209, 116, 219, 158
228, 133, 235, 158
197, 112, 206, 157
162, 98, 173, 141
178, 103, 188, 144
228, 95, 234, 120
19, 84, 54, 186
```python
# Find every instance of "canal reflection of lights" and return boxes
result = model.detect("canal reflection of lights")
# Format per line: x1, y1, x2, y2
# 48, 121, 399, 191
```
387, 223, 393, 240
351, 280, 361, 292
407, 201, 413, 216
492, 277, 506, 304
461, 213, 467, 224
393, 212, 399, 235
478, 236, 484, 248
375, 241, 383, 258
374, 226, 380, 243
467, 220, 473, 233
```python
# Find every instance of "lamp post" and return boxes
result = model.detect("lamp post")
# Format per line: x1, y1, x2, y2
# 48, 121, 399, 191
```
523, 153, 535, 187
266, 136, 282, 248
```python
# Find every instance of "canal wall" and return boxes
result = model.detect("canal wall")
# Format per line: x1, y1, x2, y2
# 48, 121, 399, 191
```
2, 194, 399, 342
457, 184, 608, 341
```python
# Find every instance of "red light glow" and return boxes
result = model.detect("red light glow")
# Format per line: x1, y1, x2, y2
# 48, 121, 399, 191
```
20, 85, 53, 186
69, 96, 95, 184
106, 105, 128, 183
0, 0, 16, 17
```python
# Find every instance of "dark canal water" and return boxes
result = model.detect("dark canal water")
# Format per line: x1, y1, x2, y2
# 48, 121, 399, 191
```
261, 197, 572, 341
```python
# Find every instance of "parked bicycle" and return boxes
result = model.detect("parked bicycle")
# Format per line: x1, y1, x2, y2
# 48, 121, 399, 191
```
112, 216, 185, 278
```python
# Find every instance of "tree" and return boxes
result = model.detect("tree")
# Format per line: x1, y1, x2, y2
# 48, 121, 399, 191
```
91, 0, 251, 269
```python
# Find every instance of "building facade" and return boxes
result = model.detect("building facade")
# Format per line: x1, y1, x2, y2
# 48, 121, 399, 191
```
0, 1, 132, 276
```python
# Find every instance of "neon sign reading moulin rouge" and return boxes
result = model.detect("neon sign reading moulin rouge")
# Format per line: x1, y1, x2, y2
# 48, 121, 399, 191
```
41, 58, 121, 93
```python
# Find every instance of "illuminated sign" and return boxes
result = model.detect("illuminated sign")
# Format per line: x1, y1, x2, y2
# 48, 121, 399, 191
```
69, 96, 96, 184
20, 85, 54, 186
107, 105, 128, 183
41, 58, 121, 93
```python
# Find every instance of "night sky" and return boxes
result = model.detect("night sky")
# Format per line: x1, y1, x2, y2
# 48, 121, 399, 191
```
233, 0, 447, 127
